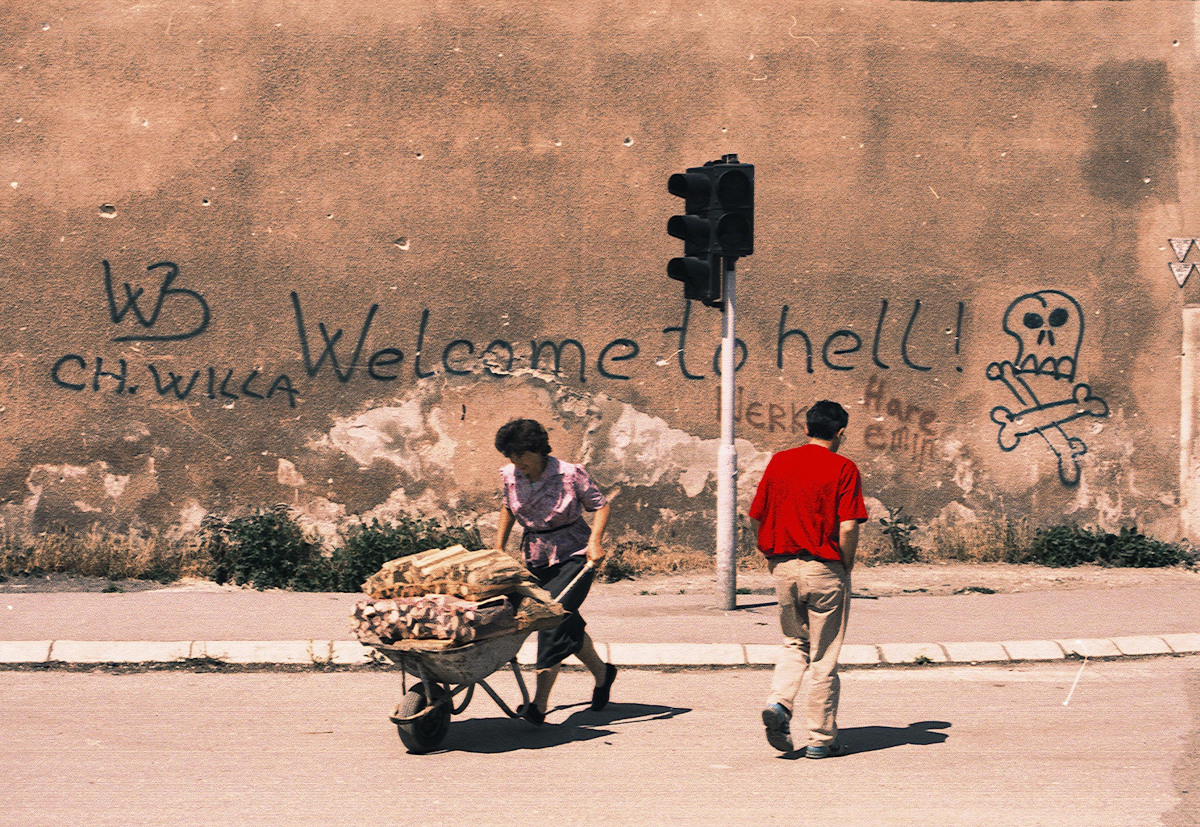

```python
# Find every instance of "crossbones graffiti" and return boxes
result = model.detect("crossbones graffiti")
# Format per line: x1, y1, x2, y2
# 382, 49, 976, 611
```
986, 290, 1109, 486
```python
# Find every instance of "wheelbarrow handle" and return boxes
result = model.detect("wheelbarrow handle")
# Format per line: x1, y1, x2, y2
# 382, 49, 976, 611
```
552, 560, 595, 604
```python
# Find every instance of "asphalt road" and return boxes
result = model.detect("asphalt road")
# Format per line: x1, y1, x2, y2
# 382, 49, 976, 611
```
1, 658, 1196, 826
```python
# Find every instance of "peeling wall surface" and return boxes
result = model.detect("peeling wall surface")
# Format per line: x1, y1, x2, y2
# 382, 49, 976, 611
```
2, 1, 1200, 547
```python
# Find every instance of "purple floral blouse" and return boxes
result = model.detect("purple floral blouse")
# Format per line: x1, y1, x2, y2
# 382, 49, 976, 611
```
500, 456, 608, 568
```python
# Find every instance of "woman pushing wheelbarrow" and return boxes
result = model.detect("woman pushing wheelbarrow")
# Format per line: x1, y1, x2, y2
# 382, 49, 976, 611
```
492, 418, 618, 725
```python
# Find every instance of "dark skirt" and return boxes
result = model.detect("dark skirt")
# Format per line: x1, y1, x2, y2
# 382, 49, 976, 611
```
528, 554, 595, 670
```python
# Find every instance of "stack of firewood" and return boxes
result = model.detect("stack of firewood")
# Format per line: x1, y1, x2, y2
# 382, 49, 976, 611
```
361, 544, 536, 601
353, 545, 566, 648
352, 594, 516, 646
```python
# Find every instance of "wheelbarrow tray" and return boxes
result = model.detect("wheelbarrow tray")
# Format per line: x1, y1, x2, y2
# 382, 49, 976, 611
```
371, 613, 563, 685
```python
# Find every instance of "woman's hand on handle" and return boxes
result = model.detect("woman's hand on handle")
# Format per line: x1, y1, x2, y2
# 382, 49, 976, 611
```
585, 502, 611, 565
585, 538, 606, 565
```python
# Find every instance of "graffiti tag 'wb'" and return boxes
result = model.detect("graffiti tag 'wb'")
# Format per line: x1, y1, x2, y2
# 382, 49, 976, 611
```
103, 260, 210, 341
986, 290, 1109, 486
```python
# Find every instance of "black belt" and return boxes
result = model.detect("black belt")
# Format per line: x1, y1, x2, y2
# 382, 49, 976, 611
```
524, 518, 585, 535
769, 551, 824, 562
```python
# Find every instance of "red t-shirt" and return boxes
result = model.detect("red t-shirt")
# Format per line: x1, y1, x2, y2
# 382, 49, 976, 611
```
749, 443, 869, 562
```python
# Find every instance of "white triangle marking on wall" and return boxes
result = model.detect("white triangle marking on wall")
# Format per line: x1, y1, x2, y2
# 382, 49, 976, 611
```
1170, 238, 1195, 262
1171, 262, 1195, 288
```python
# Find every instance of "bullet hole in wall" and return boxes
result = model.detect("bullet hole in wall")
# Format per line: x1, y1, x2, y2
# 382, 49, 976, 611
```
99, 204, 116, 217
394, 237, 410, 250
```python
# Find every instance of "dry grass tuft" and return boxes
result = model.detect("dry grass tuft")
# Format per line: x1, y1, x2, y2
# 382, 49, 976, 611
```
0, 525, 213, 581
921, 516, 1034, 563
599, 537, 764, 581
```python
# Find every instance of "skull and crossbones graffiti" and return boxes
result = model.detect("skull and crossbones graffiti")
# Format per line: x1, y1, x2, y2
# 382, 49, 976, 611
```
985, 290, 1109, 486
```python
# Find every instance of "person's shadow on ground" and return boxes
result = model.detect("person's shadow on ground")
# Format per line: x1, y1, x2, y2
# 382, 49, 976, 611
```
435, 702, 691, 754
780, 720, 950, 759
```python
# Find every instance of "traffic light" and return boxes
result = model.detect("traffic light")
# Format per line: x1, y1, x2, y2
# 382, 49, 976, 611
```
667, 168, 721, 306
667, 154, 754, 308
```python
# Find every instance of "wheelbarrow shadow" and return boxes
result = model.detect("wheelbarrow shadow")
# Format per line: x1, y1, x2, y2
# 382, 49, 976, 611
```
436, 702, 692, 754
778, 720, 951, 759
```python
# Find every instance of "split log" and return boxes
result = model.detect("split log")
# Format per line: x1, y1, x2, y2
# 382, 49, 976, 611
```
352, 594, 521, 645
353, 545, 567, 648
361, 545, 537, 601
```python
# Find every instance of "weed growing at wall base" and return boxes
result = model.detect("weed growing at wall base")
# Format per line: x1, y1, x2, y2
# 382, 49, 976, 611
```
1018, 524, 1195, 568
200, 506, 331, 591
860, 515, 1196, 568
200, 508, 485, 591
0, 525, 206, 582
0, 510, 487, 590
1, 514, 1193, 585
880, 505, 921, 563
922, 516, 1033, 564
329, 516, 484, 592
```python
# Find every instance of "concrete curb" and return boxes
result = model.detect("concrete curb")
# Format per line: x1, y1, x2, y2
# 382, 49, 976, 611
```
0, 634, 1197, 667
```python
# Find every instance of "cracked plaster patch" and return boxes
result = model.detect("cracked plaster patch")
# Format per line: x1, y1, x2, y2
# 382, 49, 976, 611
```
304, 380, 775, 543
313, 400, 458, 478
167, 500, 208, 541
103, 473, 130, 499
276, 459, 306, 488
938, 501, 978, 525
863, 496, 888, 521
292, 496, 347, 547
594, 404, 770, 501
941, 438, 975, 494
25, 460, 159, 520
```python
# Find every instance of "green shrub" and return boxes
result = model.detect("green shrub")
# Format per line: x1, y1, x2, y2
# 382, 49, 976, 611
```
880, 505, 920, 563
329, 515, 484, 592
200, 506, 333, 591
1019, 524, 1193, 568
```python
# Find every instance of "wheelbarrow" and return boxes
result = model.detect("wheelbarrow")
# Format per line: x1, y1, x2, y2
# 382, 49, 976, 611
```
370, 561, 593, 754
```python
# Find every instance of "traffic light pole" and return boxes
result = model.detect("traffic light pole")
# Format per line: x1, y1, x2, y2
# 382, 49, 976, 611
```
716, 257, 738, 611
665, 154, 752, 611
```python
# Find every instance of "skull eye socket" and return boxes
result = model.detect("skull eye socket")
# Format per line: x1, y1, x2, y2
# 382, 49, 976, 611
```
1048, 308, 1069, 327
1023, 312, 1044, 329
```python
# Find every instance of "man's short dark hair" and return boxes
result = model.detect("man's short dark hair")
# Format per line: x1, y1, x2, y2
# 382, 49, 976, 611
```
494, 418, 552, 457
806, 400, 849, 440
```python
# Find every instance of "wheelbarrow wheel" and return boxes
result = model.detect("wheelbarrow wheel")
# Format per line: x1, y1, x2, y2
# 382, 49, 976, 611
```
395, 682, 452, 754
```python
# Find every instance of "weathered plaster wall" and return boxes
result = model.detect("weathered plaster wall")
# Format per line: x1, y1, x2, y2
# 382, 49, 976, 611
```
2, 1, 1199, 546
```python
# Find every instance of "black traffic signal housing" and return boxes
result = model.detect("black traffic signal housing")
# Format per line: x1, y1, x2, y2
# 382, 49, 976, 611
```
667, 154, 754, 308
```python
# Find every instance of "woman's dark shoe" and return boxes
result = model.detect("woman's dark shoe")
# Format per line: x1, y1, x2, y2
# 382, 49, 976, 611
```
519, 704, 545, 726
591, 663, 618, 710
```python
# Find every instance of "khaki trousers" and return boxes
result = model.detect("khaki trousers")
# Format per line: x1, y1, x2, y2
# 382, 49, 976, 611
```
766, 556, 849, 748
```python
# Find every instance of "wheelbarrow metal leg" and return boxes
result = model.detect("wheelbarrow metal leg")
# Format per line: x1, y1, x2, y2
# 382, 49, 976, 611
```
476, 678, 518, 718
509, 657, 532, 710
476, 656, 533, 719
416, 661, 439, 707
451, 684, 475, 715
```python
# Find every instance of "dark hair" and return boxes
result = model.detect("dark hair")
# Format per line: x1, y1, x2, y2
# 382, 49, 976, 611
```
494, 419, 552, 457
806, 400, 849, 440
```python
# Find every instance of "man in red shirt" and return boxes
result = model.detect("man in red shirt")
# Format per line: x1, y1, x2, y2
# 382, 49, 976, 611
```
749, 399, 869, 758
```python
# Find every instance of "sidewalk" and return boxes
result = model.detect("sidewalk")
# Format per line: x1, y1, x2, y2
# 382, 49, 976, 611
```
2, 569, 1198, 667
